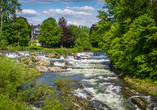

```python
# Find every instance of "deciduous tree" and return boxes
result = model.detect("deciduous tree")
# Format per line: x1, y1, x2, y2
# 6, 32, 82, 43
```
0, 0, 21, 31
58, 17, 74, 48
38, 17, 62, 48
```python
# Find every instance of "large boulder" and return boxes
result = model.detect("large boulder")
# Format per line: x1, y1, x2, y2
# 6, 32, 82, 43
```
48, 67, 66, 72
36, 66, 49, 73
45, 54, 56, 58
38, 59, 53, 66
131, 97, 147, 110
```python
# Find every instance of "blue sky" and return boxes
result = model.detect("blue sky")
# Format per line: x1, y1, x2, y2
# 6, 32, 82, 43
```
17, 0, 105, 27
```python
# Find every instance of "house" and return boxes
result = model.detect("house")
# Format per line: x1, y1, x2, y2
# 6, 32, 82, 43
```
31, 24, 40, 40
31, 24, 41, 46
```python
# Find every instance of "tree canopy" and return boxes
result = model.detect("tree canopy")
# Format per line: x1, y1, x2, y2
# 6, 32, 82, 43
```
38, 17, 62, 48
58, 17, 74, 48
0, 0, 21, 31
94, 0, 157, 81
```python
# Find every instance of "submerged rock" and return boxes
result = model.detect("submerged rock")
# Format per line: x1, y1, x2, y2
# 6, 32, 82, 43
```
65, 61, 73, 66
73, 55, 81, 58
121, 87, 148, 109
131, 97, 147, 110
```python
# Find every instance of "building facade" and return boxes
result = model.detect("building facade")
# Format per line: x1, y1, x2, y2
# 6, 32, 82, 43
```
31, 24, 40, 40
31, 24, 41, 46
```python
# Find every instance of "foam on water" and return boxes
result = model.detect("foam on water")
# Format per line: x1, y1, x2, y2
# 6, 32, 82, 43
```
54, 61, 65, 66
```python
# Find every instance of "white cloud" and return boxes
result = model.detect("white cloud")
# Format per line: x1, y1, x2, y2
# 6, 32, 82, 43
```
43, 8, 92, 18
66, 6, 96, 11
67, 21, 83, 26
17, 9, 40, 17
41, 8, 99, 27
27, 18, 43, 25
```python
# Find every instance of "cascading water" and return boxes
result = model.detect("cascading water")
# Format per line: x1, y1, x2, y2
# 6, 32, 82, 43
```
1, 51, 157, 110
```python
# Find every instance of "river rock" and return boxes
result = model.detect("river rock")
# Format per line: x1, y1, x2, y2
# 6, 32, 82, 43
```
65, 62, 73, 66
38, 59, 51, 66
74, 55, 81, 58
21, 57, 32, 65
131, 97, 147, 110
45, 54, 56, 58
29, 52, 35, 55
0, 53, 3, 56
60, 66, 67, 69
121, 87, 135, 97
34, 56, 40, 62
36, 66, 49, 73
48, 67, 66, 72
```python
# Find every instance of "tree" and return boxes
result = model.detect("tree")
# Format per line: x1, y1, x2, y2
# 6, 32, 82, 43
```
38, 17, 62, 48
11, 17, 30, 46
90, 24, 96, 35
58, 17, 67, 27
0, 0, 21, 31
58, 17, 74, 48
69, 25, 92, 50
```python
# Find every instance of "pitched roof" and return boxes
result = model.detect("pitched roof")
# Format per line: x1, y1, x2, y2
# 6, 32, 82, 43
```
31, 24, 40, 30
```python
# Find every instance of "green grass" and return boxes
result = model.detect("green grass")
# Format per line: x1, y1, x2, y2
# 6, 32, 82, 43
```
124, 76, 157, 96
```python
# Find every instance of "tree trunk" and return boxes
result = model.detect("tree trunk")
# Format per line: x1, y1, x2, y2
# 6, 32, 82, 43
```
18, 39, 19, 46
0, 11, 3, 31
18, 30, 20, 46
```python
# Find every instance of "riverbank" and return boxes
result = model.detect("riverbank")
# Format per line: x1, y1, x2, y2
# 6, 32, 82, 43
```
110, 62, 157, 96
110, 62, 157, 109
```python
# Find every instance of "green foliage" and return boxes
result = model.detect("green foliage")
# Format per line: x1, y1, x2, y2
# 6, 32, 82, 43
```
43, 48, 73, 56
0, 94, 31, 110
11, 17, 30, 46
0, 57, 39, 96
0, 56, 40, 110
0, 31, 8, 49
0, 0, 22, 31
29, 40, 38, 46
69, 25, 92, 50
98, 0, 157, 81
54, 76, 73, 91
38, 17, 62, 48
41, 88, 73, 110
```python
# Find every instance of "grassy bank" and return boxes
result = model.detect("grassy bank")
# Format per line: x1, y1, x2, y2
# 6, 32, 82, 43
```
0, 46, 102, 52
123, 76, 157, 96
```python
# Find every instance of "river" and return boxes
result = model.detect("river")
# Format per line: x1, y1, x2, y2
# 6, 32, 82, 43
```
2, 51, 157, 110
